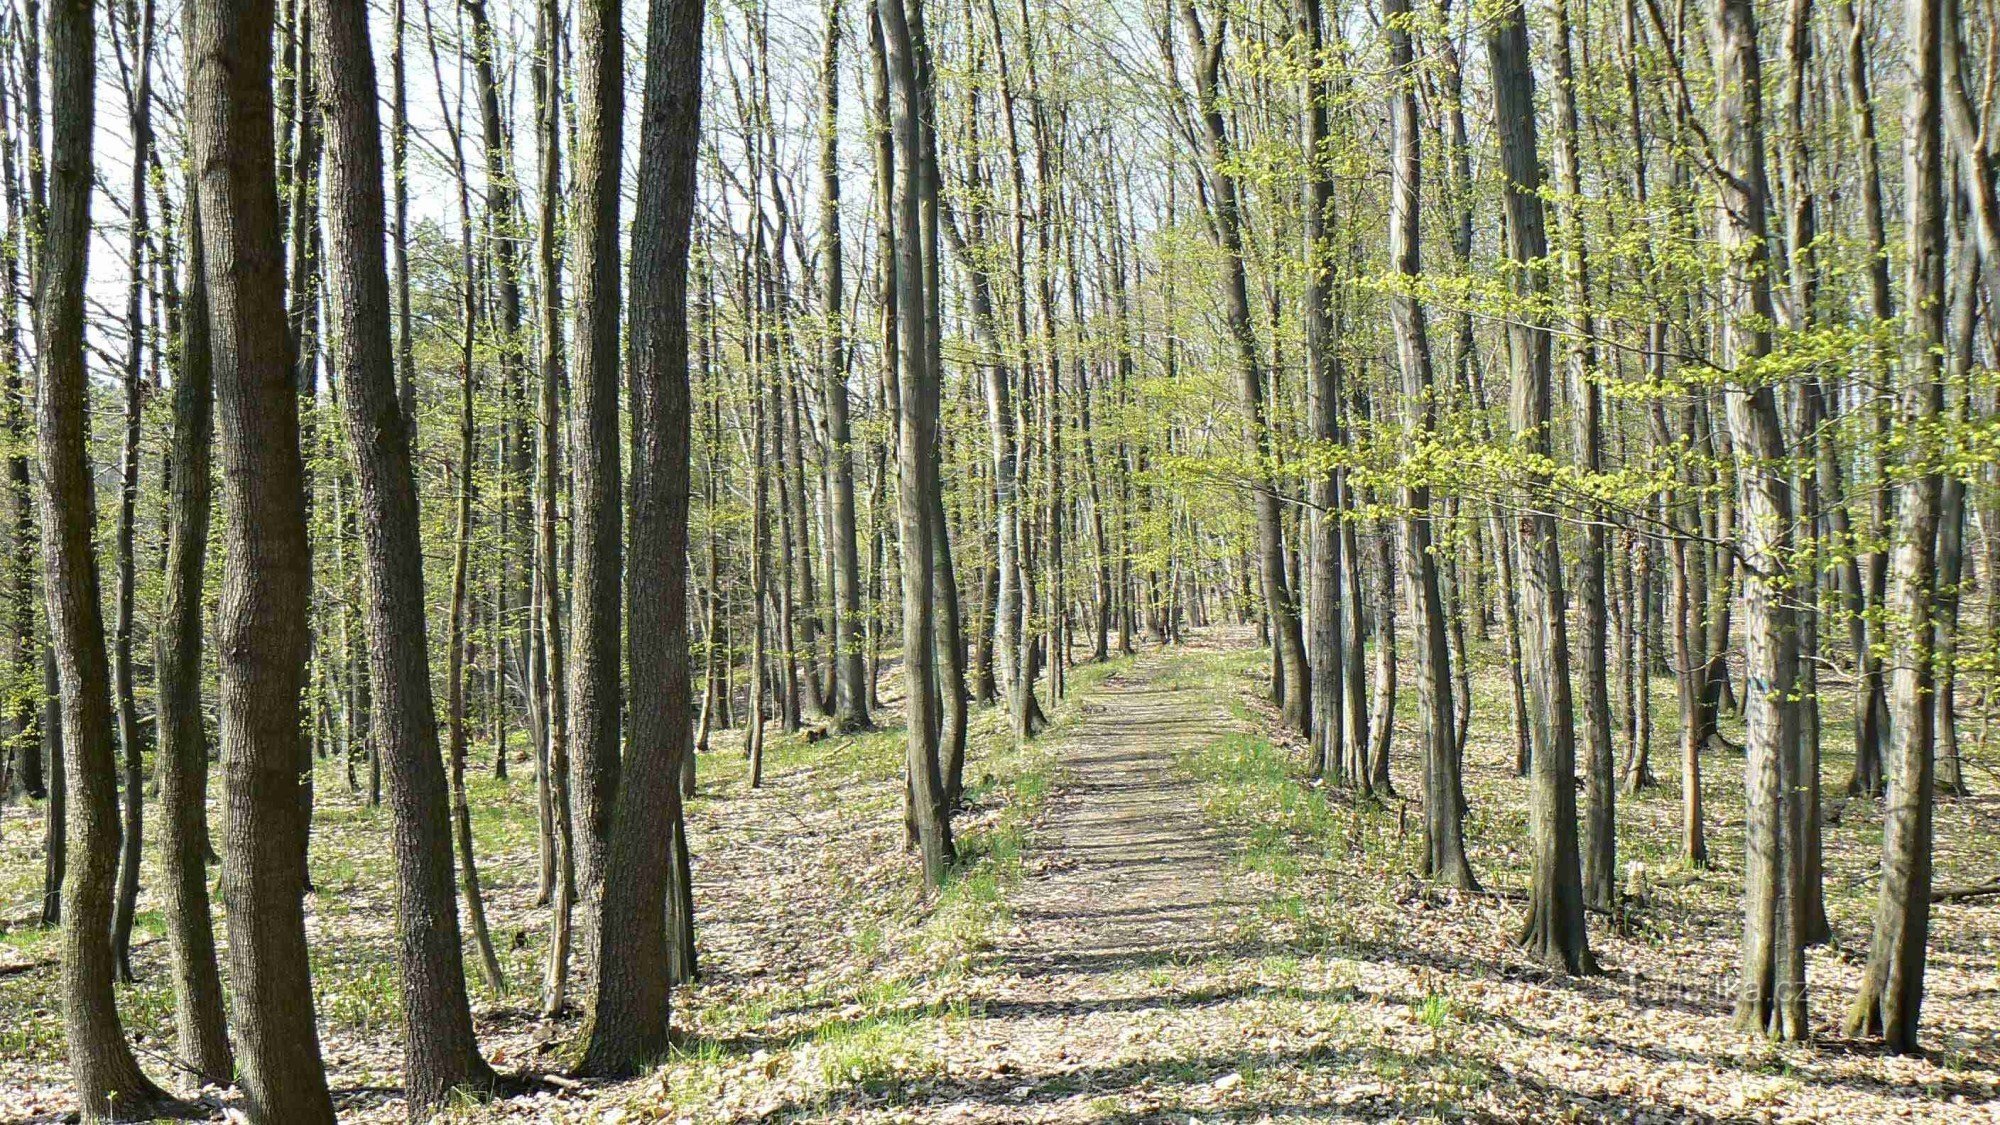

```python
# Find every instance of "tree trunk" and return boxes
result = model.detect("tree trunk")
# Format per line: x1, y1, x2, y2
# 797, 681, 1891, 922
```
1847, 0, 1943, 1052
155, 160, 232, 1088
569, 0, 625, 914
580, 0, 703, 1069
1489, 0, 1592, 974
38, 0, 174, 1112
1711, 0, 1807, 1038
1386, 0, 1473, 889
1298, 0, 1344, 784
190, 0, 337, 1108
532, 0, 576, 1019
1550, 0, 1616, 915
109, 0, 155, 983
313, 0, 500, 1098
881, 0, 955, 887
821, 0, 870, 733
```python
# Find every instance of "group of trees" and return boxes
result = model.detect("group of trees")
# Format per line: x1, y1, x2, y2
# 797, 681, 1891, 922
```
0, 0, 1987, 1114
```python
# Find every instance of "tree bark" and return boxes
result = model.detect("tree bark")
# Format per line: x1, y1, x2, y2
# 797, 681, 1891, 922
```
1386, 0, 1473, 889
570, 0, 625, 914
880, 0, 955, 888
1847, 0, 1943, 1053
313, 0, 500, 1100
1489, 0, 1592, 974
155, 163, 233, 1088
189, 0, 337, 1109
109, 0, 156, 983
581, 0, 703, 1070
38, 0, 174, 1112
1713, 0, 1807, 1039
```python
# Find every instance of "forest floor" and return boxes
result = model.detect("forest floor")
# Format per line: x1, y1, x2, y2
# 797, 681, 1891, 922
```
2, 627, 1999, 1122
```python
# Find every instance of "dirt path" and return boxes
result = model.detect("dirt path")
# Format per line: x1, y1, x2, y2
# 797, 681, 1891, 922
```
997, 654, 1244, 980
923, 643, 1268, 1124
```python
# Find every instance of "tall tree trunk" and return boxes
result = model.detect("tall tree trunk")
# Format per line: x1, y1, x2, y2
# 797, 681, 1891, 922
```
1835, 0, 1892, 798
881, 0, 955, 887
1297, 0, 1344, 784
464, 0, 528, 781
109, 0, 155, 983
155, 164, 232, 1087
1550, 0, 1616, 915
190, 0, 337, 1110
1386, 0, 1473, 889
1490, 0, 1592, 974
532, 0, 576, 1018
821, 0, 870, 733
1847, 0, 1943, 1052
570, 0, 625, 913
39, 0, 173, 1112
580, 0, 703, 1069
312, 0, 499, 1099
1713, 0, 1807, 1039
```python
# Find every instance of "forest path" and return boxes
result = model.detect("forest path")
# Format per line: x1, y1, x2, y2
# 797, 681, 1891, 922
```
996, 643, 1245, 980
920, 633, 1274, 1123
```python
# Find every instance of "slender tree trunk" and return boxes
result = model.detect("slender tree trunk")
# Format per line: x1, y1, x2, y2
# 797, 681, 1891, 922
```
569, 0, 625, 913
1836, 0, 1892, 798
1713, 0, 1808, 1038
155, 163, 232, 1087
109, 0, 156, 983
580, 0, 703, 1068
448, 368, 506, 997
881, 0, 955, 887
1366, 512, 1397, 794
190, 0, 337, 1108
532, 0, 575, 1018
821, 0, 870, 733
1386, 0, 1473, 888
39, 0, 173, 1112
1298, 0, 1344, 784
1847, 0, 1943, 1052
313, 0, 500, 1098
1490, 0, 1592, 974
1550, 0, 1616, 915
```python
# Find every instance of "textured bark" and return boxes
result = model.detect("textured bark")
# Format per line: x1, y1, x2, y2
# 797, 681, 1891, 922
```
1550, 0, 1615, 915
189, 0, 336, 1110
0, 51, 34, 809
531, 0, 575, 1019
1847, 0, 1943, 1053
569, 0, 625, 911
1489, 0, 1592, 974
580, 0, 703, 1071
1779, 0, 1829, 944
109, 0, 155, 983
1712, 0, 1807, 1039
313, 0, 499, 1102
156, 168, 232, 1085
881, 0, 955, 887
1298, 0, 1344, 784
38, 0, 173, 1113
821, 0, 870, 733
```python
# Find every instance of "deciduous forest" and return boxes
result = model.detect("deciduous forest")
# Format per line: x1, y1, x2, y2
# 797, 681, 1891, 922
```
0, 0, 1996, 1118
